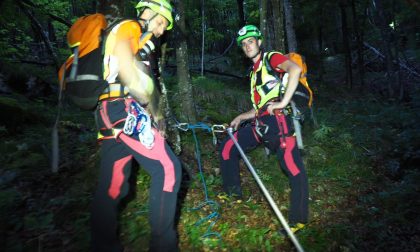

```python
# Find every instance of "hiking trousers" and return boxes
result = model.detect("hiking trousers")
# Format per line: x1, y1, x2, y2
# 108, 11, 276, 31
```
91, 98, 181, 252
219, 113, 309, 224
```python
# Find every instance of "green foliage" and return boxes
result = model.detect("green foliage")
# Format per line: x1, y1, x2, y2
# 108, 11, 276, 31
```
32, 0, 71, 16
244, 0, 260, 25
312, 123, 333, 141
0, 1, 33, 60
190, 75, 250, 123
205, 27, 224, 46
1, 0, 419, 251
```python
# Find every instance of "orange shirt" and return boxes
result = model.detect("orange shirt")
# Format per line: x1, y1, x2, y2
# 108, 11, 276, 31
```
103, 20, 143, 83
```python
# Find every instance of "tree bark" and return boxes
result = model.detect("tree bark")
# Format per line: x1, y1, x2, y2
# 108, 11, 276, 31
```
372, 0, 396, 98
271, 0, 285, 52
351, 0, 365, 91
392, 0, 403, 101
283, 0, 297, 52
201, 0, 205, 76
318, 2, 324, 82
340, 0, 353, 89
174, 0, 197, 124
157, 61, 182, 154
237, 0, 245, 27
260, 0, 268, 48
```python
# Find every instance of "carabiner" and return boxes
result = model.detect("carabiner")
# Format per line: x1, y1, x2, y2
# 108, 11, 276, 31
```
211, 124, 226, 133
176, 123, 189, 131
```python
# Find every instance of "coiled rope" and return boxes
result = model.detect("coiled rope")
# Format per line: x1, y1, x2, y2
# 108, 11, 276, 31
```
176, 121, 226, 241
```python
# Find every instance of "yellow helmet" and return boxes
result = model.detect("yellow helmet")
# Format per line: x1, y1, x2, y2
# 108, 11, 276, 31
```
135, 0, 174, 30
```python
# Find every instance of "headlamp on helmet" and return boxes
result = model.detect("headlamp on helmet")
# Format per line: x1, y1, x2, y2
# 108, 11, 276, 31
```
236, 25, 262, 46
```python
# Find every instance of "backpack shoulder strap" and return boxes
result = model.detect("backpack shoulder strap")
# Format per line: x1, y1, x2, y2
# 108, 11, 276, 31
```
263, 51, 282, 82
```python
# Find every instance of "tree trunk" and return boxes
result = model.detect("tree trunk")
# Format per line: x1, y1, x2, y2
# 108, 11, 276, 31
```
201, 0, 205, 76
70, 0, 76, 16
158, 60, 182, 154
260, 0, 268, 48
318, 2, 324, 83
174, 0, 197, 124
392, 0, 403, 101
283, 0, 297, 52
340, 0, 353, 89
372, 0, 396, 98
351, 0, 365, 91
271, 0, 285, 52
237, 0, 245, 27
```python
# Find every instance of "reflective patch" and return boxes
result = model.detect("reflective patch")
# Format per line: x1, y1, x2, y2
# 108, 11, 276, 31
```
266, 80, 279, 90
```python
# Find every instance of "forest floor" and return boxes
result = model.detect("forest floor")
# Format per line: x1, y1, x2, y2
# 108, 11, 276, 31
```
0, 71, 419, 251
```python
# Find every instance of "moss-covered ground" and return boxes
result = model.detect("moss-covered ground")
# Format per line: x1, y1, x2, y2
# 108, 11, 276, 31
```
0, 73, 419, 251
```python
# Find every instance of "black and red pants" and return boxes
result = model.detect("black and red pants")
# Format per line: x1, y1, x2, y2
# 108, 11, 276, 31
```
219, 113, 308, 224
91, 98, 181, 252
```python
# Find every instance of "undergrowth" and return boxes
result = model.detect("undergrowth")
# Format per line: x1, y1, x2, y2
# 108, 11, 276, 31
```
0, 75, 419, 251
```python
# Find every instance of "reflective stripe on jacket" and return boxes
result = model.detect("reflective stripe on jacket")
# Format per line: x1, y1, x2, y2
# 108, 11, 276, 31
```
250, 51, 286, 110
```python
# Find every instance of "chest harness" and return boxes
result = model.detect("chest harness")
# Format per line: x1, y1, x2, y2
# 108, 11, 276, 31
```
250, 52, 293, 151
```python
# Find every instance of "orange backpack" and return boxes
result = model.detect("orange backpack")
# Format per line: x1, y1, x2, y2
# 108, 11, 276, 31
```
58, 14, 109, 110
264, 51, 314, 111
286, 52, 313, 108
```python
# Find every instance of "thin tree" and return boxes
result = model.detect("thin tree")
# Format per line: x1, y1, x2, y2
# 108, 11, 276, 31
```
260, 0, 268, 48
283, 0, 297, 52
351, 0, 366, 91
371, 0, 396, 98
157, 40, 181, 154
272, 0, 285, 52
201, 0, 205, 76
391, 0, 403, 100
174, 0, 197, 123
340, 0, 353, 89
317, 1, 325, 83
237, 0, 245, 27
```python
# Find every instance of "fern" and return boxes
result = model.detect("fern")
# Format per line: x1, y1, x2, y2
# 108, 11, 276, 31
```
313, 123, 333, 141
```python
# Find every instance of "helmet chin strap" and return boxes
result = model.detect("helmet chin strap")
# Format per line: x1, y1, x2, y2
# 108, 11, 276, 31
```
139, 12, 159, 32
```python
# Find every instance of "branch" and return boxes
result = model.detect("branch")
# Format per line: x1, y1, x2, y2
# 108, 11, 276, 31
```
21, 0, 71, 27
17, 0, 61, 71
206, 38, 235, 63
363, 42, 420, 78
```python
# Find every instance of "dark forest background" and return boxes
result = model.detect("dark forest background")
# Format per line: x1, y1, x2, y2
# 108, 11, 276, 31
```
0, 0, 419, 251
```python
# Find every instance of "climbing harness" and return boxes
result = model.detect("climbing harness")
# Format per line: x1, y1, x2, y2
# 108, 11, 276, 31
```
225, 127, 305, 252
123, 101, 154, 149
175, 121, 226, 241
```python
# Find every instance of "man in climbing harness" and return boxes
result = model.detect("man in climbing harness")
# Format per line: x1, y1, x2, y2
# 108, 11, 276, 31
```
91, 1, 181, 251
219, 25, 309, 234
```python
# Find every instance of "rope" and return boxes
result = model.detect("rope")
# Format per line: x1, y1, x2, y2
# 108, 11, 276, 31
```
175, 121, 226, 242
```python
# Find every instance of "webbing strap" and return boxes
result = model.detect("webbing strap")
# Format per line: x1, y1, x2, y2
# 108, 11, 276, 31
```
98, 83, 129, 101
69, 46, 79, 79
97, 120, 125, 139
66, 74, 101, 82
294, 91, 309, 99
